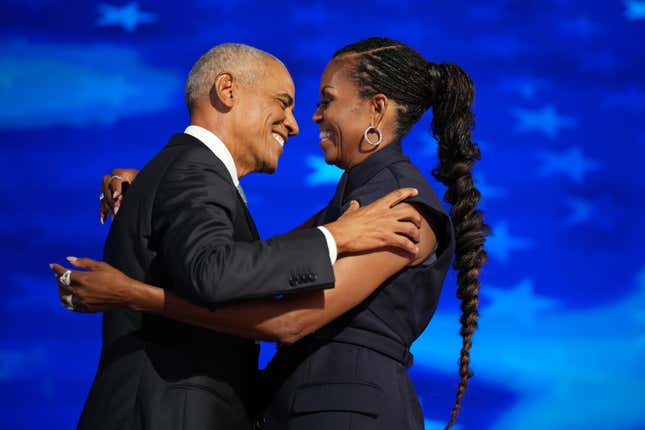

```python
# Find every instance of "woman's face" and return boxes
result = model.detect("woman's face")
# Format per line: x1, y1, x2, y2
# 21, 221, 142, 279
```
313, 57, 374, 170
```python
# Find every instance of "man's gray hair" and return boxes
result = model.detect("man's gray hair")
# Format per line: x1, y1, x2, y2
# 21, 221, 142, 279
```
184, 43, 280, 112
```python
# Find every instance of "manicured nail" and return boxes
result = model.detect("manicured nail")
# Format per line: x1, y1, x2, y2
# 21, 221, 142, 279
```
49, 263, 53, 269
114, 206, 119, 215
100, 214, 104, 225
66, 256, 78, 262
113, 190, 119, 199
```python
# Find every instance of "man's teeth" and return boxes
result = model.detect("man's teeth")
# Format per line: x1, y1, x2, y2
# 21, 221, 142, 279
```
272, 133, 285, 147
319, 131, 331, 141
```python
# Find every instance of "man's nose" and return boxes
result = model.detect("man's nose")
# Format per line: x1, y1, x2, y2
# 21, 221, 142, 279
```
285, 110, 299, 136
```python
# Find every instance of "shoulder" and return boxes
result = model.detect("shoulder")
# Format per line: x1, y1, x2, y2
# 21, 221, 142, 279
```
154, 135, 239, 211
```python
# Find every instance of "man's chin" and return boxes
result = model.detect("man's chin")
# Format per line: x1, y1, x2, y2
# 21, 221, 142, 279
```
259, 161, 278, 174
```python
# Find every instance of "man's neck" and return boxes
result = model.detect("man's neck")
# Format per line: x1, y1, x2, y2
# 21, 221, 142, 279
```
189, 117, 251, 179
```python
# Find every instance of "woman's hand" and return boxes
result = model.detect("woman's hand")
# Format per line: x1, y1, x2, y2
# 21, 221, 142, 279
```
49, 257, 137, 313
100, 168, 139, 224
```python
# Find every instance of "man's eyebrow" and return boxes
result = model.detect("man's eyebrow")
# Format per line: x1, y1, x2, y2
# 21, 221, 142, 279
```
277, 93, 294, 106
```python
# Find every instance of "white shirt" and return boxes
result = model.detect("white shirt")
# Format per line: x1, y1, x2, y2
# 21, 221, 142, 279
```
184, 125, 337, 264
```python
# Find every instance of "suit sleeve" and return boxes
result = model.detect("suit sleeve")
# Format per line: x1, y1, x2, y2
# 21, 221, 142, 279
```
152, 152, 335, 306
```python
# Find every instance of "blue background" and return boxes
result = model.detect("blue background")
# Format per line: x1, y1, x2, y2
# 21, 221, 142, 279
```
1, 1, 644, 429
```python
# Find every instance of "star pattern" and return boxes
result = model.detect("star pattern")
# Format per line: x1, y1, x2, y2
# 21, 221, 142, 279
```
511, 105, 577, 138
482, 279, 559, 324
499, 76, 550, 100
564, 196, 592, 226
487, 221, 533, 262
305, 155, 343, 186
3, 1, 645, 429
625, 1, 645, 20
96, 2, 157, 32
537, 146, 599, 183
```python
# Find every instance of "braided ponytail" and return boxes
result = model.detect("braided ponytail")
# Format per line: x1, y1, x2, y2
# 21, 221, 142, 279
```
429, 62, 489, 429
333, 38, 490, 429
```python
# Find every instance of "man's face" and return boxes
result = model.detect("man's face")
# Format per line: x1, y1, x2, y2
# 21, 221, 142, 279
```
234, 59, 299, 174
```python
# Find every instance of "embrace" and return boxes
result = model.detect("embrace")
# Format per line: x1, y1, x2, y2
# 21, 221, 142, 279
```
51, 37, 488, 430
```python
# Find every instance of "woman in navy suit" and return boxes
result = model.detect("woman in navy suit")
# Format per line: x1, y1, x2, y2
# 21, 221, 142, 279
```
53, 37, 488, 429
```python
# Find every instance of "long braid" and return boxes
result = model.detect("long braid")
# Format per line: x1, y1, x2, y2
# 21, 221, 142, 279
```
430, 62, 489, 429
334, 37, 490, 429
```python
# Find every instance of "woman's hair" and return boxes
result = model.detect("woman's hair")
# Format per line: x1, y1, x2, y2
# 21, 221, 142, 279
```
333, 37, 490, 429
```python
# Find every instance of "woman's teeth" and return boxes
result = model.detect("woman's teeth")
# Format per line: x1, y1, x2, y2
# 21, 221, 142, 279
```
272, 133, 285, 147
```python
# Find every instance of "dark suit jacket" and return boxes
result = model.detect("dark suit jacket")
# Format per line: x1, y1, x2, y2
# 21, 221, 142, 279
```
78, 133, 334, 430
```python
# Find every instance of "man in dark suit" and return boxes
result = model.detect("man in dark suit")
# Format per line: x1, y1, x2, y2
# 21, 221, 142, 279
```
65, 44, 420, 430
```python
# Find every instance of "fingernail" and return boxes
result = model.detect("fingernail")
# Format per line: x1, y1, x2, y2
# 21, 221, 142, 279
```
114, 206, 119, 215
49, 263, 53, 269
66, 256, 78, 262
100, 215, 104, 225
113, 191, 119, 199
413, 188, 418, 195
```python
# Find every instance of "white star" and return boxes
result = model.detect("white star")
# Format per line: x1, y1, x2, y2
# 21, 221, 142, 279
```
487, 221, 533, 262
511, 105, 577, 139
305, 155, 343, 186
625, 0, 645, 20
537, 146, 599, 183
482, 279, 559, 325
96, 2, 157, 32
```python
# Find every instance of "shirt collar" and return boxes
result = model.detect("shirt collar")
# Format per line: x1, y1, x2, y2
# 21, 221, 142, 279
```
345, 141, 408, 195
184, 125, 239, 186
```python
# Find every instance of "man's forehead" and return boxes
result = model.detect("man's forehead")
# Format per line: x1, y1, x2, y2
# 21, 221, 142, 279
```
265, 62, 295, 93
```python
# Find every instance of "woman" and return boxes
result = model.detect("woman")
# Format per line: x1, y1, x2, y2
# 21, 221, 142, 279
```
53, 37, 488, 429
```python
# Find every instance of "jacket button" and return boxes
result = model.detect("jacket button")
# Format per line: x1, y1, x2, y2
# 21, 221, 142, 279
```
307, 273, 315, 282
289, 278, 296, 286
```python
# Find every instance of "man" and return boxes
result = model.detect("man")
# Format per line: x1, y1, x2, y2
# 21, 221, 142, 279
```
64, 44, 420, 429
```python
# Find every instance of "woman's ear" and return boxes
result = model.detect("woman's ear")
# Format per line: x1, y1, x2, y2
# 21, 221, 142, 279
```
370, 94, 388, 127
210, 72, 235, 110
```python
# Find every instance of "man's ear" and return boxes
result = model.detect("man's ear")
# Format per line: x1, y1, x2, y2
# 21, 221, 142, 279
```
210, 72, 235, 110
370, 94, 388, 127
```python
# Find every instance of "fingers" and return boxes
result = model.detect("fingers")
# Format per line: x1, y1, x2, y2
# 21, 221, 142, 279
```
66, 256, 103, 271
49, 263, 69, 277
343, 200, 360, 214
395, 221, 421, 243
100, 173, 127, 223
391, 204, 422, 229
100, 175, 110, 224
380, 187, 418, 208
387, 233, 418, 257
108, 173, 126, 215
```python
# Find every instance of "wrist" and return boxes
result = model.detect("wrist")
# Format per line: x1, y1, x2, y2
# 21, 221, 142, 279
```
126, 279, 150, 312
323, 221, 345, 254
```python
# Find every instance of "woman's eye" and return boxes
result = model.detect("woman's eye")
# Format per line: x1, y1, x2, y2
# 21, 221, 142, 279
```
316, 98, 332, 108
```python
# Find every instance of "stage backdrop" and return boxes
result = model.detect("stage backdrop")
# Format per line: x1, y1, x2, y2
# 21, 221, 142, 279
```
1, 1, 644, 429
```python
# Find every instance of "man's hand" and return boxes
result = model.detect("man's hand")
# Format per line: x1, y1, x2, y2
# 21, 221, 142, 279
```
100, 168, 139, 224
324, 188, 422, 257
50, 257, 137, 313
